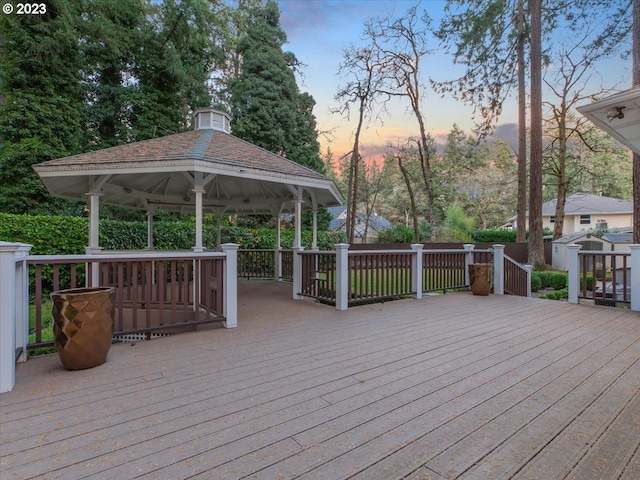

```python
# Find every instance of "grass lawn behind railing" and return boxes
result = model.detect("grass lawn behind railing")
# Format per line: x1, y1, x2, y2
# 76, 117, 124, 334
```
28, 300, 56, 356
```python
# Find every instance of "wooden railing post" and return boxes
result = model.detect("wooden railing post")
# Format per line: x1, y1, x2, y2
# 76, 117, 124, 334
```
567, 244, 582, 304
335, 243, 349, 310
221, 243, 239, 328
493, 244, 505, 295
0, 242, 32, 393
630, 244, 640, 312
411, 244, 423, 299
524, 264, 533, 298
463, 244, 474, 286
292, 246, 304, 300
15, 244, 32, 363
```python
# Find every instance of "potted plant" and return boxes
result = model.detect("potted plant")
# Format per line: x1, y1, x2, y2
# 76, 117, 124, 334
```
469, 263, 492, 296
50, 286, 115, 370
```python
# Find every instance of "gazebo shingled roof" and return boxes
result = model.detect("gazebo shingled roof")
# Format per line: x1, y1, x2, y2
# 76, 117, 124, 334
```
33, 112, 343, 215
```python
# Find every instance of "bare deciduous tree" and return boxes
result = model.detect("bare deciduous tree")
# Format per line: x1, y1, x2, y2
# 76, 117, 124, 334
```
365, 5, 437, 240
333, 45, 388, 243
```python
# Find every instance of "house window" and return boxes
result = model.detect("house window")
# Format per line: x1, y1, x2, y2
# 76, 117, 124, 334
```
549, 216, 555, 223
580, 214, 591, 225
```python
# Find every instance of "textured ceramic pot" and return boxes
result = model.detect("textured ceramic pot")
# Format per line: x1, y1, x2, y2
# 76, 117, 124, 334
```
469, 264, 492, 296
51, 287, 115, 370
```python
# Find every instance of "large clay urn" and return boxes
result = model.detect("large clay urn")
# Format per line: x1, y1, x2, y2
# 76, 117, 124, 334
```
50, 287, 115, 370
469, 264, 493, 296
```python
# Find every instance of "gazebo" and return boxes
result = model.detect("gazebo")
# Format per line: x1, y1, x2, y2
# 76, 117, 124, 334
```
33, 108, 344, 254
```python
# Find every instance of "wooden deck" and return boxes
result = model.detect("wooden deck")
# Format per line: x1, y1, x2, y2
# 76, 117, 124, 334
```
1, 281, 639, 479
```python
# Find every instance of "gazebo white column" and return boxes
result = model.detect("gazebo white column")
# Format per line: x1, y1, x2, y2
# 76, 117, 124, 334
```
85, 191, 102, 287
146, 207, 156, 250
193, 186, 205, 253
310, 194, 318, 251
87, 192, 102, 251
293, 186, 303, 249
275, 205, 283, 280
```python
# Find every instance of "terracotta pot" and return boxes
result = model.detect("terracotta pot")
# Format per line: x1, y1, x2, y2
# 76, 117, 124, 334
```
50, 287, 115, 370
469, 264, 492, 296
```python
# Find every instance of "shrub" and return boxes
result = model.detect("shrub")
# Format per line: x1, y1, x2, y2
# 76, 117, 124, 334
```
539, 288, 568, 300
472, 229, 517, 243
535, 272, 552, 288
549, 272, 567, 290
379, 225, 414, 243
531, 274, 542, 292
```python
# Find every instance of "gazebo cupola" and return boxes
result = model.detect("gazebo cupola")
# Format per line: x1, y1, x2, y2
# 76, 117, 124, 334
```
193, 108, 232, 133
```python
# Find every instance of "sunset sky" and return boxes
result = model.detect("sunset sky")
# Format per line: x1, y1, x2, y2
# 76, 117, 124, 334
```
276, 0, 633, 162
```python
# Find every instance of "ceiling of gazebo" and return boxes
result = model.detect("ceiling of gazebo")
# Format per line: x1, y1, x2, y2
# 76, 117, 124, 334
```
577, 86, 640, 156
33, 126, 344, 215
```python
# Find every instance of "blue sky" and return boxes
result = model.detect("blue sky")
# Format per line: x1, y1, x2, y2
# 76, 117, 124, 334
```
275, 0, 633, 161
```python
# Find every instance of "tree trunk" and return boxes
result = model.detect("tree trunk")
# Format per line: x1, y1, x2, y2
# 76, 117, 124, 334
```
397, 156, 420, 243
553, 112, 567, 240
516, 0, 527, 244
346, 100, 367, 244
554, 183, 567, 240
528, 0, 546, 268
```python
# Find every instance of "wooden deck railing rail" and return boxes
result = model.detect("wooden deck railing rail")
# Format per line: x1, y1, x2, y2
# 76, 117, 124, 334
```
236, 249, 293, 281
280, 249, 294, 281
422, 249, 467, 293
237, 249, 275, 279
503, 255, 531, 296
299, 251, 337, 303
26, 252, 229, 350
567, 244, 639, 311
297, 246, 520, 307
348, 250, 414, 304
578, 250, 631, 306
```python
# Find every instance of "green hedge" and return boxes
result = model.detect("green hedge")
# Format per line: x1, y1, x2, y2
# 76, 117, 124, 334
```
531, 271, 568, 290
0, 213, 346, 254
472, 229, 517, 243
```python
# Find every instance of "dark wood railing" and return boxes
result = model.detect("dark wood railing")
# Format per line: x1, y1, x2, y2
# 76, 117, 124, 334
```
348, 251, 413, 304
299, 251, 337, 303
280, 250, 293, 281
504, 254, 529, 296
422, 249, 467, 293
299, 248, 490, 306
28, 253, 226, 350
237, 249, 275, 279
578, 251, 631, 307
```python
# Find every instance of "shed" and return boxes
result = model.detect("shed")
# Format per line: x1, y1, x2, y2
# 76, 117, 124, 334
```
601, 232, 634, 253
552, 232, 613, 271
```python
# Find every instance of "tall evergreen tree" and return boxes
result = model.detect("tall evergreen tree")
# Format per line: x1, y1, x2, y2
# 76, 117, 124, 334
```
132, 0, 223, 139
228, 1, 323, 172
0, 0, 86, 213
81, 0, 146, 148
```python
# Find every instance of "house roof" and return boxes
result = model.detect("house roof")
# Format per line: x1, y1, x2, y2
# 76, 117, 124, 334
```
541, 193, 633, 216
577, 85, 640, 155
507, 193, 632, 222
552, 231, 612, 245
33, 124, 343, 215
601, 232, 634, 244
327, 206, 393, 234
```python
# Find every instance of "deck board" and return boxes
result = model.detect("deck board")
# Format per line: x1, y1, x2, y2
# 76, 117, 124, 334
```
1, 281, 639, 479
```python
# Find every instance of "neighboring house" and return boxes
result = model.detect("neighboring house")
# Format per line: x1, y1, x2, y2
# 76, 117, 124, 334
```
505, 193, 633, 236
327, 206, 393, 244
